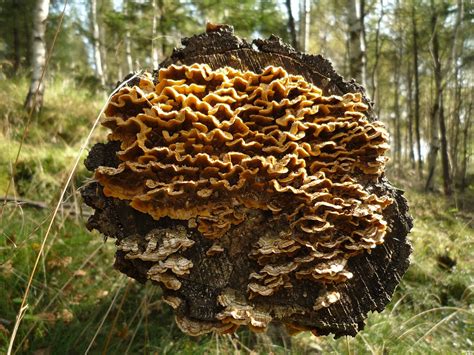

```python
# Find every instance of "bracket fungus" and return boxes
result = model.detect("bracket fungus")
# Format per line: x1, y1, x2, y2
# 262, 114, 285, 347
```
82, 26, 412, 338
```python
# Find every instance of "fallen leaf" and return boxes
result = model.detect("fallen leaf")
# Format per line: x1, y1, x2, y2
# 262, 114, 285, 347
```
73, 269, 87, 277
0, 260, 14, 277
47, 256, 72, 269
33, 347, 51, 355
37, 312, 56, 323
58, 309, 74, 323
116, 323, 130, 339
0, 323, 9, 337
97, 290, 109, 298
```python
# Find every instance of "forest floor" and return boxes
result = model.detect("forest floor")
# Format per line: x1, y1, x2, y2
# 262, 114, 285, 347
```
0, 77, 473, 354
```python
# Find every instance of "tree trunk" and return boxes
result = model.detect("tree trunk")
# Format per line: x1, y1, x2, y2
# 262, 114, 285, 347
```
123, 0, 133, 74
301, 0, 310, 52
394, 66, 402, 175
23, 5, 32, 68
359, 0, 367, 87
82, 26, 412, 338
346, 0, 366, 85
426, 0, 452, 195
11, 0, 20, 73
407, 61, 415, 169
91, 0, 105, 87
438, 94, 452, 195
370, 0, 384, 101
24, 0, 50, 113
450, 0, 464, 186
425, 3, 440, 192
285, 0, 298, 50
412, 2, 423, 179
460, 101, 472, 191
151, 0, 159, 69
393, 0, 403, 175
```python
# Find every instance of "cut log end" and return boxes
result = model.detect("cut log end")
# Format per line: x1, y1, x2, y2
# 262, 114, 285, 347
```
81, 27, 412, 338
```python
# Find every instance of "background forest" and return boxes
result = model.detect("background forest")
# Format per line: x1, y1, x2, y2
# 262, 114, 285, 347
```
0, 0, 473, 354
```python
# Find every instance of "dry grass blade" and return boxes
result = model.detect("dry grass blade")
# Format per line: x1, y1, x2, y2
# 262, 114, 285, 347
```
410, 311, 459, 349
84, 277, 125, 354
124, 286, 156, 354
6, 72, 141, 354
102, 280, 132, 354
358, 332, 376, 354
398, 306, 471, 332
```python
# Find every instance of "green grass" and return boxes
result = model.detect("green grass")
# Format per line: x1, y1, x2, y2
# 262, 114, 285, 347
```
0, 74, 103, 200
0, 76, 473, 354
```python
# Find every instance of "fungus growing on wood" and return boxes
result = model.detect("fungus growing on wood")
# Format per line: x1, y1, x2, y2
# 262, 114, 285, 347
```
82, 25, 412, 338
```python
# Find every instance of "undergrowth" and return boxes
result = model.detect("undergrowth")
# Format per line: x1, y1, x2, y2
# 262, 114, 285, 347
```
0, 76, 473, 354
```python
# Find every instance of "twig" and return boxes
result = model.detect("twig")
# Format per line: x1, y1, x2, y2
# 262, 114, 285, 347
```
1, 196, 92, 217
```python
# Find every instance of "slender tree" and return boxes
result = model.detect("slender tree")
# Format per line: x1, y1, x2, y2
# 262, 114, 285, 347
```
406, 58, 415, 169
285, 0, 298, 50
11, 0, 20, 73
124, 0, 133, 73
411, 0, 423, 178
151, 0, 159, 69
449, 0, 464, 184
24, 0, 50, 113
301, 0, 311, 52
393, 0, 403, 175
425, 0, 452, 195
370, 0, 385, 101
460, 100, 472, 191
347, 0, 366, 85
91, 0, 105, 87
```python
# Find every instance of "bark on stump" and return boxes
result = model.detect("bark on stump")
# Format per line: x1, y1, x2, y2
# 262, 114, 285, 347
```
81, 26, 412, 337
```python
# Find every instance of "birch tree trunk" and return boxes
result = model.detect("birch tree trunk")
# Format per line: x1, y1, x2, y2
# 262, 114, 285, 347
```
347, 0, 366, 85
24, 0, 50, 113
151, 0, 159, 69
301, 0, 310, 52
359, 0, 367, 86
370, 0, 384, 100
91, 0, 105, 87
124, 0, 133, 73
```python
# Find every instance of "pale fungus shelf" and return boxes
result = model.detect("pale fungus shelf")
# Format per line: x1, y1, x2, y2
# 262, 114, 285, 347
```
82, 26, 412, 338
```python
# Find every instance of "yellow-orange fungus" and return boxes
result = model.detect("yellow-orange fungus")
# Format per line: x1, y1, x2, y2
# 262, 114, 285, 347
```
96, 63, 392, 298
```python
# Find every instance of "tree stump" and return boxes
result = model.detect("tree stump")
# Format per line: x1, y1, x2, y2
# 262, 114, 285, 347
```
81, 25, 412, 337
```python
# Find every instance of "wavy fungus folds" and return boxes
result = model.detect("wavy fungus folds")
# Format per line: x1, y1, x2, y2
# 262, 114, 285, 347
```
96, 63, 392, 295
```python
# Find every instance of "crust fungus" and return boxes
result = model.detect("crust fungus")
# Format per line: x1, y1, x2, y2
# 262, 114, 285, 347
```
82, 26, 412, 338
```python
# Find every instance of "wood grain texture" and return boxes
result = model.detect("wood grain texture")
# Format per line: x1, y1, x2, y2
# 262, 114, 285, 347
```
82, 26, 412, 337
